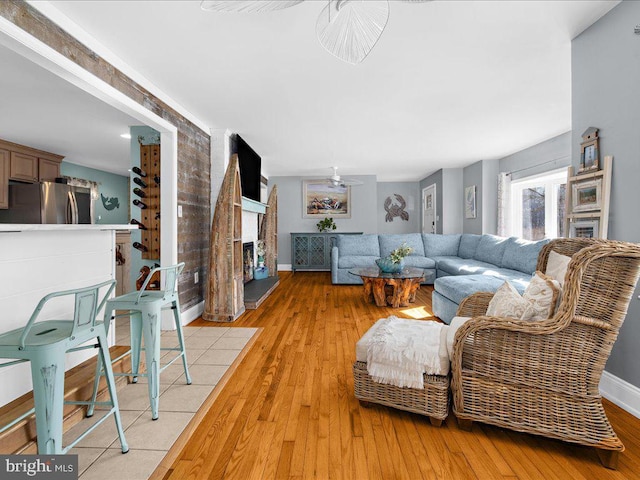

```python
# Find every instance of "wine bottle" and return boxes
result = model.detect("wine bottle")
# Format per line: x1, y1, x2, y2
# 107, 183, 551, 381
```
153, 175, 160, 185
130, 219, 147, 230
133, 187, 146, 198
132, 242, 148, 252
132, 166, 147, 177
133, 177, 147, 188
133, 199, 147, 209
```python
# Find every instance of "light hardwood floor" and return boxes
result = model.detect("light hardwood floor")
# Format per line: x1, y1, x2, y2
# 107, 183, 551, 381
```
156, 271, 640, 480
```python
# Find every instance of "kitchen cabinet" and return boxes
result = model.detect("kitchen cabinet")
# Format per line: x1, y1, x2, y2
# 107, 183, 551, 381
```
10, 151, 38, 182
0, 140, 64, 209
0, 149, 8, 209
38, 158, 61, 182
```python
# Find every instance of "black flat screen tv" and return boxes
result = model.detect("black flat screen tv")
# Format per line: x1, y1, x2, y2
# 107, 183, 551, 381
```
236, 135, 262, 202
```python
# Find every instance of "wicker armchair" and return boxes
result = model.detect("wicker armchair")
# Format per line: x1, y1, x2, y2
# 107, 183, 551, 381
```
450, 238, 640, 469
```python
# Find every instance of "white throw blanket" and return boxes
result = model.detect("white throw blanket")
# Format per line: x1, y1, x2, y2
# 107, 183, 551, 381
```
366, 316, 449, 389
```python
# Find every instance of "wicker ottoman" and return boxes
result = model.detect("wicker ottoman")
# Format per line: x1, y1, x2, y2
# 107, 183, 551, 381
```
352, 320, 450, 426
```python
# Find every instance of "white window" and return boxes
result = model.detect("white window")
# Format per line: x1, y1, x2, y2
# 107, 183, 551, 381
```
510, 169, 567, 240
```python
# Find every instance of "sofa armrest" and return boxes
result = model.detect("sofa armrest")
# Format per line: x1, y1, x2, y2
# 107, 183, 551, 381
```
456, 292, 494, 317
331, 245, 339, 283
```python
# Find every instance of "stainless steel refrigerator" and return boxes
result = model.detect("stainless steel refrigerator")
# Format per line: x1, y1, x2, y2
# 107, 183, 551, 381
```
0, 181, 94, 224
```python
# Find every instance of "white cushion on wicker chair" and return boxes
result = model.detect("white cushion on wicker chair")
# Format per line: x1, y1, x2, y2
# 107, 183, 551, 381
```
523, 271, 561, 320
486, 281, 535, 320
546, 250, 571, 286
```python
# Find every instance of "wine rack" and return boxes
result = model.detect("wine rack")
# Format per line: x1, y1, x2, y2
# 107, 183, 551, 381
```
133, 143, 160, 260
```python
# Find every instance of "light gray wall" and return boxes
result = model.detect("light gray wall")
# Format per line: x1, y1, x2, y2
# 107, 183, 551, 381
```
376, 182, 420, 234
481, 159, 499, 235
499, 131, 571, 181
572, 0, 640, 388
269, 175, 377, 265
463, 161, 483, 234
442, 168, 463, 234
419, 170, 443, 234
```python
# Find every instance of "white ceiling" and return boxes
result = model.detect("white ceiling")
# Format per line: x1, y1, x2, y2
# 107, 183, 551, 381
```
0, 43, 140, 176
12, 1, 620, 181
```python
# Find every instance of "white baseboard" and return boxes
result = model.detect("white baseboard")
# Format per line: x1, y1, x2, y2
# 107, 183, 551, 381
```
599, 370, 640, 419
279, 264, 292, 272
161, 300, 204, 330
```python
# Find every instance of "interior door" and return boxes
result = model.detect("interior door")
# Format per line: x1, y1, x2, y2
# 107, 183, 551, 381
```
422, 185, 436, 234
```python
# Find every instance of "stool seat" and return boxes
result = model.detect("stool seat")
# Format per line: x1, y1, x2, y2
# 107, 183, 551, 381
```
88, 263, 191, 421
0, 280, 128, 455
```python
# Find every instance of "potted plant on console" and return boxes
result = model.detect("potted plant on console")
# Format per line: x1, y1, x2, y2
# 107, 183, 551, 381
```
376, 243, 412, 274
316, 217, 337, 233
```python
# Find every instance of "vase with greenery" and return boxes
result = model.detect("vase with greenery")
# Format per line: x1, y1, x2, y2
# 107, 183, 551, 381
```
376, 243, 413, 273
316, 217, 337, 233
256, 240, 266, 267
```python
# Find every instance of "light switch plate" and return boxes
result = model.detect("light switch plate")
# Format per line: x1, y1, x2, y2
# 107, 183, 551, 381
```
177, 205, 183, 217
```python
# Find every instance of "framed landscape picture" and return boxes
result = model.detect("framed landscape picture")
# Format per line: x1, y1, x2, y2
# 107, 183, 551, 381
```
570, 219, 600, 239
303, 180, 351, 218
572, 178, 602, 212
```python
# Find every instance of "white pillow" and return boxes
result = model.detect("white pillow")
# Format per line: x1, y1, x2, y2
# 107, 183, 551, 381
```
523, 271, 561, 321
546, 250, 571, 286
445, 316, 471, 360
486, 281, 535, 320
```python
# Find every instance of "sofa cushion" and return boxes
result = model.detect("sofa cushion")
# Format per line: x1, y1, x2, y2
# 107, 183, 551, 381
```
501, 237, 550, 274
434, 275, 507, 305
338, 255, 379, 269
337, 234, 379, 257
422, 234, 461, 257
458, 234, 482, 259
474, 234, 509, 265
403, 256, 436, 269
436, 257, 498, 276
379, 233, 425, 258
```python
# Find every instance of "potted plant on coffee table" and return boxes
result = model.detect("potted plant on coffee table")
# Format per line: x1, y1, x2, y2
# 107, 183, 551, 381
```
376, 243, 413, 273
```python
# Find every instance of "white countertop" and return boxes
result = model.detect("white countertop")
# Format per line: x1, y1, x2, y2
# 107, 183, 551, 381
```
0, 224, 138, 232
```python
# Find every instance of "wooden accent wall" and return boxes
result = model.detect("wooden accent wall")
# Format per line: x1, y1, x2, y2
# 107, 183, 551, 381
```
0, 0, 211, 311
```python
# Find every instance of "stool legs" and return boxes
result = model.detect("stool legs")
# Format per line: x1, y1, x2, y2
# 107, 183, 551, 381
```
172, 300, 192, 385
129, 312, 143, 383
96, 331, 129, 453
141, 305, 162, 420
30, 350, 65, 454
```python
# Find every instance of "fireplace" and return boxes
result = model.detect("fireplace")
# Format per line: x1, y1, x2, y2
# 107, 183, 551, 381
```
242, 242, 254, 283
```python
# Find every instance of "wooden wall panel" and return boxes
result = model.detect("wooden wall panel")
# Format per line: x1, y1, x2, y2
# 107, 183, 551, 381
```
0, 0, 212, 311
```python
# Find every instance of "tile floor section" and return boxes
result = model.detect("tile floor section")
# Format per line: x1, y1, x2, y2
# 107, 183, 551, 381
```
65, 322, 258, 480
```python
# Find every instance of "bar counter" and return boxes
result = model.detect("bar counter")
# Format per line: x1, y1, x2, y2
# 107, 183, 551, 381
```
0, 224, 136, 407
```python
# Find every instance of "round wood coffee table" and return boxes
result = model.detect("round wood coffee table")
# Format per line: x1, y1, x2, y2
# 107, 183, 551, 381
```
349, 267, 425, 308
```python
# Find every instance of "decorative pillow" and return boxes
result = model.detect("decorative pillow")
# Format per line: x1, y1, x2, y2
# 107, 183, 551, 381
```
523, 271, 561, 321
486, 281, 535, 320
546, 251, 571, 286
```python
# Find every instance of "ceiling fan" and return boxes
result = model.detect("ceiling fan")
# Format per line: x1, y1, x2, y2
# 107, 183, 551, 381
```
200, 0, 432, 65
326, 166, 363, 187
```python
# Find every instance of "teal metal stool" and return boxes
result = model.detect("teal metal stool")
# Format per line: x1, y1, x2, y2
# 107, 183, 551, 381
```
88, 263, 191, 420
0, 280, 129, 455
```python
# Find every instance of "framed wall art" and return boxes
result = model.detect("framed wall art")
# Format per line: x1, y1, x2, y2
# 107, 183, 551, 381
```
303, 180, 351, 218
464, 185, 476, 219
579, 127, 599, 174
571, 178, 602, 212
570, 219, 600, 239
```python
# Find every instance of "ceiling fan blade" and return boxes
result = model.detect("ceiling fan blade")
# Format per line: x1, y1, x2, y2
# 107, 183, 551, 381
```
340, 178, 364, 186
201, 1, 304, 13
316, 0, 390, 65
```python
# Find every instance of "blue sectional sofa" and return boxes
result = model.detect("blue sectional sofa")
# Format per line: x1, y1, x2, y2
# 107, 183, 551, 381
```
331, 233, 549, 324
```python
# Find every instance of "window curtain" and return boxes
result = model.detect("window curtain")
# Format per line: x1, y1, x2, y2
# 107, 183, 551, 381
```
497, 172, 511, 237
64, 176, 99, 201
